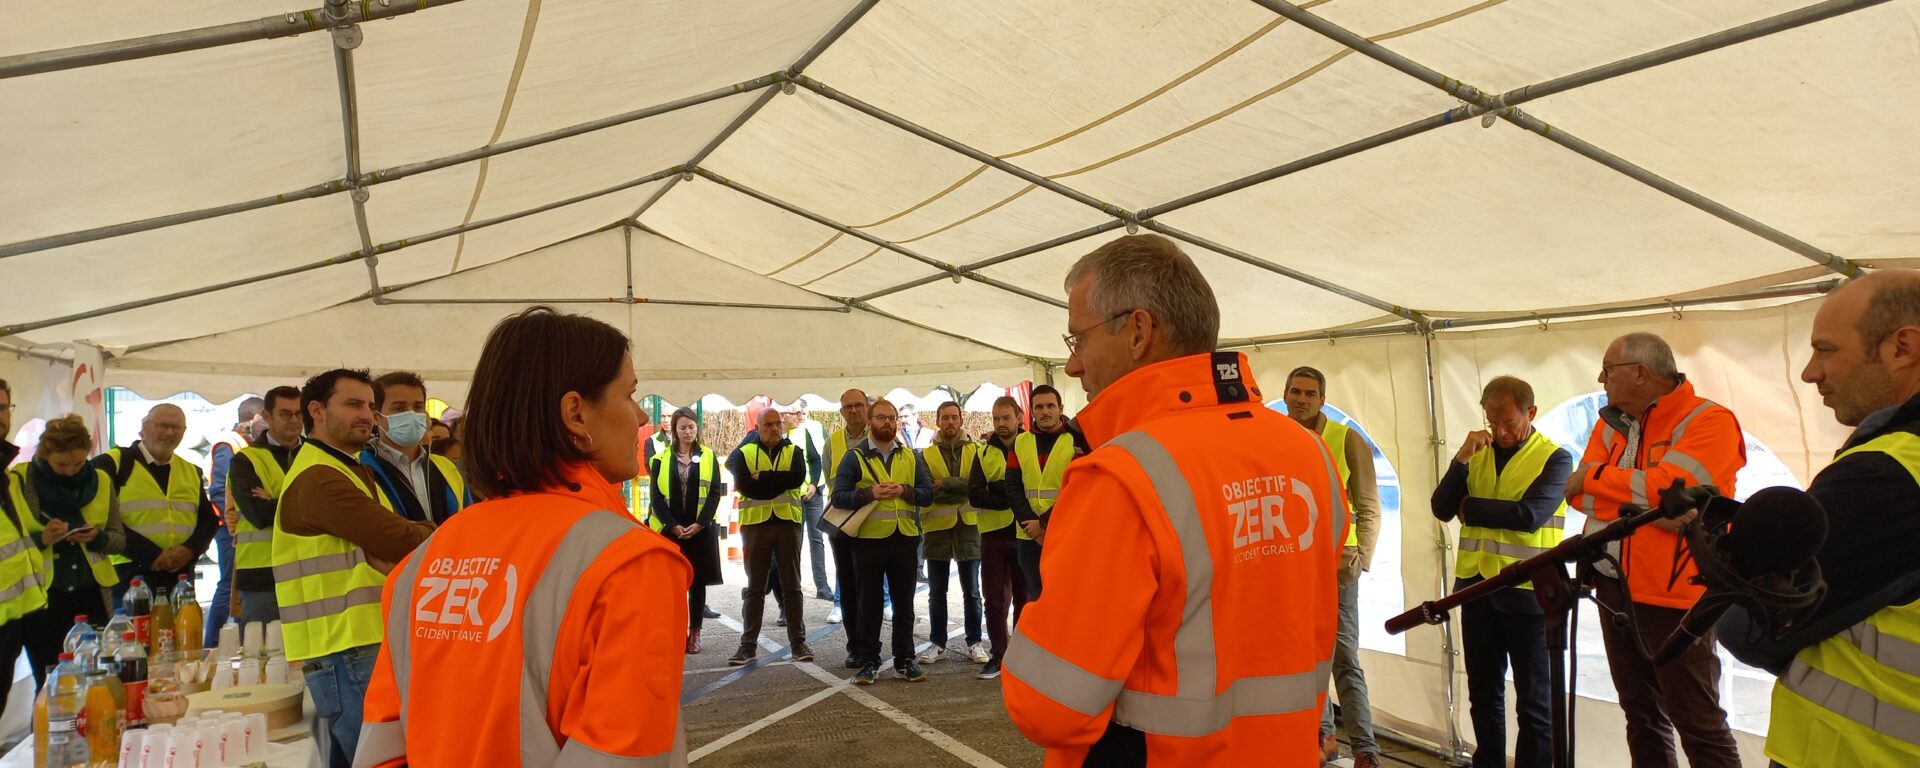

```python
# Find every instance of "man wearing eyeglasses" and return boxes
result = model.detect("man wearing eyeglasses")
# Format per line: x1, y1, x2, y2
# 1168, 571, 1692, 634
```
1432, 376, 1572, 768
1567, 332, 1745, 768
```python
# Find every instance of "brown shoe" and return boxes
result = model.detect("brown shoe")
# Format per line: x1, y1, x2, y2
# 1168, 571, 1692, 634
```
685, 629, 702, 654
1352, 752, 1381, 768
1320, 732, 1338, 762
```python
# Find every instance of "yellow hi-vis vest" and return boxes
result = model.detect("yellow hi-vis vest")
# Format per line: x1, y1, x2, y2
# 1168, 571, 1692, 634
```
828, 428, 865, 484
922, 442, 979, 532
106, 447, 202, 566
648, 446, 717, 532
12, 465, 118, 588
1013, 431, 1076, 541
272, 443, 393, 661
0, 476, 47, 624
1767, 431, 1920, 767
1457, 431, 1568, 588
233, 445, 291, 572
855, 447, 920, 539
1318, 419, 1360, 547
973, 441, 1014, 534
427, 454, 468, 517
736, 442, 803, 525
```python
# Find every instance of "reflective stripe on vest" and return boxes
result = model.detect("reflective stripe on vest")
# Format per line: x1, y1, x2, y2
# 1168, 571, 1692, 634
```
1457, 431, 1569, 588
1767, 431, 1920, 767
736, 443, 802, 526
1317, 419, 1359, 547
0, 479, 46, 624
1005, 429, 1342, 737
272, 443, 393, 661
855, 449, 919, 539
360, 511, 689, 768
428, 454, 468, 517
13, 465, 119, 589
973, 442, 1014, 534
922, 443, 978, 531
234, 446, 290, 571
109, 448, 201, 565
648, 448, 716, 533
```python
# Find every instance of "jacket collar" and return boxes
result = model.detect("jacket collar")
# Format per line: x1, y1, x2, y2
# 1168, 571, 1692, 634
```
1076, 352, 1262, 448
1598, 376, 1699, 435
517, 463, 627, 512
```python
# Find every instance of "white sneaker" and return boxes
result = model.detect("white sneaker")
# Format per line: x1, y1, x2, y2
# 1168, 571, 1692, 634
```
827, 606, 843, 624
917, 646, 947, 664
884, 606, 894, 622
968, 642, 990, 664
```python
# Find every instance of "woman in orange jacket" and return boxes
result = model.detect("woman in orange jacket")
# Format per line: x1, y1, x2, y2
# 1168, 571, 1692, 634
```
354, 307, 691, 767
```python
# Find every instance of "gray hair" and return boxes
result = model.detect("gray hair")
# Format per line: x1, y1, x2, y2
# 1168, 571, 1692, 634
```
1617, 332, 1678, 380
1063, 234, 1220, 356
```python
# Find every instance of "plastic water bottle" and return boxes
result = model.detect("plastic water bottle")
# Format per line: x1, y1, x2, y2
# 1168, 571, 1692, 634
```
105, 608, 134, 646
61, 615, 95, 655
44, 653, 90, 768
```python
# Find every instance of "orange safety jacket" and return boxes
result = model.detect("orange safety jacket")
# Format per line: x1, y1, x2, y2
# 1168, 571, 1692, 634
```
1572, 378, 1746, 610
1003, 352, 1345, 766
353, 465, 692, 768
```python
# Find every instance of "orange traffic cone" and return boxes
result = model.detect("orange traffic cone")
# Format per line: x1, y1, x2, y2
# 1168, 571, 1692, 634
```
725, 519, 743, 563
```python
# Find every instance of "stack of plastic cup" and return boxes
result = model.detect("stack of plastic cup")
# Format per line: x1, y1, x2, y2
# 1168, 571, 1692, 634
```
262, 622, 282, 656
220, 713, 247, 766
246, 713, 270, 765
141, 724, 171, 768
120, 728, 144, 768
241, 623, 264, 658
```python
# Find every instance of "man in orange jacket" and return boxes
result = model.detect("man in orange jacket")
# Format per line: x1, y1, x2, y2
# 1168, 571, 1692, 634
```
1567, 332, 1745, 768
1003, 234, 1344, 766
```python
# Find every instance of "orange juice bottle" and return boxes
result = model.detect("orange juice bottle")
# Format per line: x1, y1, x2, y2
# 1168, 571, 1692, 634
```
83, 669, 118, 761
150, 587, 174, 656
173, 575, 203, 652
32, 677, 48, 766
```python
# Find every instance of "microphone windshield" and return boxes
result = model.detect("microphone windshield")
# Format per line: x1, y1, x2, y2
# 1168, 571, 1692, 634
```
1719, 486, 1827, 577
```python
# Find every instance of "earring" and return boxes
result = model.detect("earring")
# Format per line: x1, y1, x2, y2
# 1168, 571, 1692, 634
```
577, 434, 596, 452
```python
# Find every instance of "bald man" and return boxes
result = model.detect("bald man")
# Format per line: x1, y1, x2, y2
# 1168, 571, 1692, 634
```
1722, 271, 1920, 767
822, 389, 871, 655
97, 404, 220, 606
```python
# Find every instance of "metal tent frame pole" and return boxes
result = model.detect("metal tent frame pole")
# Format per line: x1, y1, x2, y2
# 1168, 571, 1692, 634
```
1420, 332, 1465, 764
0, 73, 782, 260
1145, 222, 1425, 323
690, 169, 1068, 311
326, 6, 385, 303
0, 165, 682, 338
1144, 0, 1891, 222
852, 220, 1129, 304
1249, 0, 1863, 278
629, 0, 879, 223
378, 296, 848, 312
0, 0, 469, 79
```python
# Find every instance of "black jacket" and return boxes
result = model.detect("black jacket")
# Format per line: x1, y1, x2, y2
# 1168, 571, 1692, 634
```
727, 437, 806, 502
650, 447, 725, 528
226, 440, 299, 592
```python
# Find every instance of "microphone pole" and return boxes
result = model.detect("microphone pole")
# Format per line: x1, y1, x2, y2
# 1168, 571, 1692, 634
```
1388, 495, 1695, 768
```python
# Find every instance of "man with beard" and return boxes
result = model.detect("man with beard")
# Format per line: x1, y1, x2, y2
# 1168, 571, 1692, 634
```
830, 399, 932, 685
917, 402, 987, 666
275, 369, 434, 767
970, 395, 1028, 679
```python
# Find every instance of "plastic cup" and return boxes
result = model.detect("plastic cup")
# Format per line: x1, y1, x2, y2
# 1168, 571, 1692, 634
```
221, 715, 247, 767
141, 724, 171, 768
262, 622, 282, 653
244, 713, 269, 761
241, 623, 263, 656
120, 728, 144, 768
263, 656, 288, 685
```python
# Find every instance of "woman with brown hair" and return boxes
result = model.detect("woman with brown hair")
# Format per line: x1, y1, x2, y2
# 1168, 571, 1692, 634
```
11, 415, 125, 684
357, 307, 691, 767
649, 407, 724, 653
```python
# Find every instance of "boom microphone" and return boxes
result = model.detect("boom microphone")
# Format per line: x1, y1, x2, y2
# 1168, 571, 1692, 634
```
1652, 486, 1828, 665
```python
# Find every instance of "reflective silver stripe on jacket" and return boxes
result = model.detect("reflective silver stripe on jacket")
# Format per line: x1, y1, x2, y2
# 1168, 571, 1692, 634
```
234, 530, 273, 545
736, 498, 785, 509
0, 570, 45, 605
1025, 489, 1060, 500
1456, 538, 1553, 559
0, 538, 28, 561
865, 508, 911, 522
273, 549, 368, 583
921, 504, 965, 522
1666, 402, 1717, 444
1658, 449, 1714, 487
1780, 657, 1920, 747
373, 511, 689, 768
352, 720, 405, 767
279, 585, 383, 623
1842, 620, 1920, 678
1007, 429, 1335, 738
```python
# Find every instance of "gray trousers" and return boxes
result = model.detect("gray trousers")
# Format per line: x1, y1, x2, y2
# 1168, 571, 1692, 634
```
1321, 577, 1378, 753
741, 519, 807, 649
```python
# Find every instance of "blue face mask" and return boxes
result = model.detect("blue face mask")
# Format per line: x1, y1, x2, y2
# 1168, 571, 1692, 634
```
384, 411, 429, 447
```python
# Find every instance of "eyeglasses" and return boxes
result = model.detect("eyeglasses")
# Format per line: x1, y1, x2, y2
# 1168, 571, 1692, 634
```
1063, 309, 1139, 356
1599, 361, 1643, 377
0, 404, 13, 412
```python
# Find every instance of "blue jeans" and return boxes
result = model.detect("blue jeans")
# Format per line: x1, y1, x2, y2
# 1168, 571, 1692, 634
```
304, 644, 379, 768
205, 526, 234, 648
926, 559, 981, 648
1321, 578, 1377, 753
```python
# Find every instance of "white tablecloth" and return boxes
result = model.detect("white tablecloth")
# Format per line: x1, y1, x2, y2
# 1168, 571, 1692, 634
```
0, 732, 316, 767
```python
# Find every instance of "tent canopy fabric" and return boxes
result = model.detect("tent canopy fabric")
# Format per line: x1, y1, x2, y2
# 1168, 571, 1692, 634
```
5, 0, 1911, 393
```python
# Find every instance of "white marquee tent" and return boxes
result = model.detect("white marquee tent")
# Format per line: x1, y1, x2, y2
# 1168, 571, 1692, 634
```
4, 0, 1915, 761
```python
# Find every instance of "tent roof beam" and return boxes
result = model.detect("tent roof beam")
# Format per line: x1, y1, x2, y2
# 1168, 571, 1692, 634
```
629, 0, 879, 223
0, 165, 683, 339
0, 0, 469, 79
690, 169, 1068, 311
852, 220, 1128, 304
1145, 222, 1427, 324
0, 73, 780, 260
378, 296, 849, 313
1249, 0, 1865, 278
329, 27, 386, 305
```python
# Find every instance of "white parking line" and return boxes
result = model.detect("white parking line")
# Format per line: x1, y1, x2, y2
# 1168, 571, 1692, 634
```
701, 614, 1006, 768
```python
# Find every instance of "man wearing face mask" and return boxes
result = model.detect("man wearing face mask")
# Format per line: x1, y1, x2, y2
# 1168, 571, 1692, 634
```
360, 372, 470, 525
